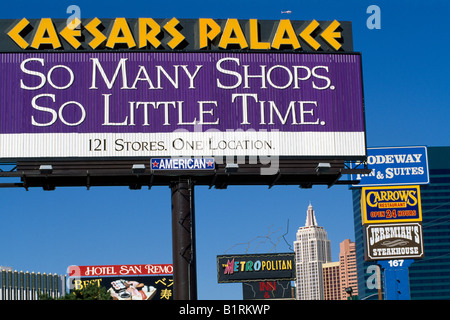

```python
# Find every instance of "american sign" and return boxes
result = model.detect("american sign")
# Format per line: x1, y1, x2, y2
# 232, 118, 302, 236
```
0, 51, 365, 160
151, 158, 214, 170
361, 185, 422, 225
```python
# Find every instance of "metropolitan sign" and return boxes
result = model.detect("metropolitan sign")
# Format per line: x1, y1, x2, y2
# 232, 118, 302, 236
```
217, 253, 295, 283
0, 52, 365, 160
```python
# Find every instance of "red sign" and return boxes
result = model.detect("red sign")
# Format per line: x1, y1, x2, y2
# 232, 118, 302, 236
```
68, 264, 173, 277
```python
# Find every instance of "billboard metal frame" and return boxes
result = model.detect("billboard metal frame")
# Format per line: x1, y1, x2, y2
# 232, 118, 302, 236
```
0, 50, 369, 189
0, 158, 369, 190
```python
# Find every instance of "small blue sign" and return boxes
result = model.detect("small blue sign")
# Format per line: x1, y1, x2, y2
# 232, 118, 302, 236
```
352, 146, 429, 187
151, 158, 215, 170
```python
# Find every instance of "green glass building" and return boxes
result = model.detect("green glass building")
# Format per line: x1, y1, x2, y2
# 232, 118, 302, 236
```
353, 146, 450, 300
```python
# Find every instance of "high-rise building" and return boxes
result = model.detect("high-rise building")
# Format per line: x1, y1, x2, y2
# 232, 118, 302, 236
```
0, 269, 66, 300
352, 187, 377, 300
339, 239, 358, 300
322, 262, 340, 300
0, 266, 12, 272
294, 204, 332, 300
353, 146, 450, 300
408, 147, 450, 299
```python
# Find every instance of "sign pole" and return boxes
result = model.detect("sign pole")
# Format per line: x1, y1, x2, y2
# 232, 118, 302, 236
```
171, 179, 197, 300
378, 259, 414, 300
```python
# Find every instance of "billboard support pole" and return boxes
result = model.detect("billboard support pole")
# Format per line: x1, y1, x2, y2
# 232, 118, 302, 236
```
378, 259, 414, 300
171, 179, 197, 300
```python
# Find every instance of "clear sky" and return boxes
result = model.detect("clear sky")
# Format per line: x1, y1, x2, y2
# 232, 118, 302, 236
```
0, 0, 448, 300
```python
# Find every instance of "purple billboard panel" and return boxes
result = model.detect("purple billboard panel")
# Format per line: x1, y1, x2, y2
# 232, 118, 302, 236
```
0, 52, 365, 159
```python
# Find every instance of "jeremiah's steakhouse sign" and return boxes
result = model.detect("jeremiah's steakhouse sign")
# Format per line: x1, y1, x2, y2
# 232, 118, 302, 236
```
365, 222, 424, 261
0, 18, 365, 161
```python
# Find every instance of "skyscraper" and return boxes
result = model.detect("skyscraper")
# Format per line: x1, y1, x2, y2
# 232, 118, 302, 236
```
408, 147, 450, 299
339, 239, 358, 300
294, 204, 332, 300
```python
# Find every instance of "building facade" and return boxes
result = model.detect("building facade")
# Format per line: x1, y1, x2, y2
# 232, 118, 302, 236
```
408, 147, 450, 299
322, 262, 340, 300
352, 187, 377, 300
353, 146, 450, 300
294, 204, 332, 300
339, 239, 358, 299
0, 268, 66, 300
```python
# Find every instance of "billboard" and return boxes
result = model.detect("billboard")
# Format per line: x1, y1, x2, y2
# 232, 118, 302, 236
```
217, 253, 295, 283
70, 275, 174, 300
361, 185, 422, 225
0, 52, 365, 160
365, 222, 424, 261
352, 146, 429, 187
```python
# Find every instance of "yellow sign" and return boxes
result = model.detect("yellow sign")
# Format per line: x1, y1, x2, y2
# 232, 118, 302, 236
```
361, 185, 422, 225
7, 18, 344, 51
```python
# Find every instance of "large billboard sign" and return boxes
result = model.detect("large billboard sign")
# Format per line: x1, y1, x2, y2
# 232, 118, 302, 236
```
352, 146, 429, 187
217, 253, 295, 283
0, 51, 365, 160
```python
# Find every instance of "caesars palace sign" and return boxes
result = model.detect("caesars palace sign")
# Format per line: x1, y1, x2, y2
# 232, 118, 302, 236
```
4, 18, 351, 51
0, 18, 365, 161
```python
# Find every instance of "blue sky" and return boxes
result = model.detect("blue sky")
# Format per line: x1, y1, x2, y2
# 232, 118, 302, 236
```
0, 0, 449, 300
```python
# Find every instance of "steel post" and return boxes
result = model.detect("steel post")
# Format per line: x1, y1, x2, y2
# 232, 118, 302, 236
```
171, 179, 197, 300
